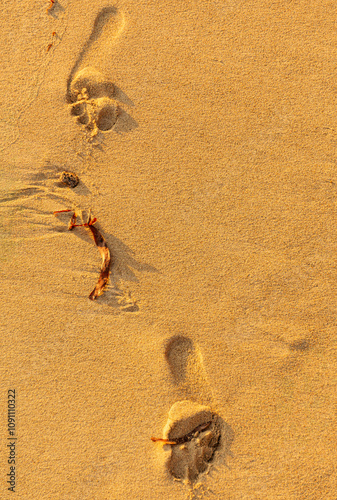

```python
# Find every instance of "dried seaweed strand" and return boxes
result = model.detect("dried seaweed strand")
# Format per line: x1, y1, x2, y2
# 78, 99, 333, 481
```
54, 210, 111, 300
151, 421, 212, 446
86, 215, 111, 301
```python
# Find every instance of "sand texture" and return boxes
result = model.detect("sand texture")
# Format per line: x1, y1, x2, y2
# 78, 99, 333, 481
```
1, 0, 337, 498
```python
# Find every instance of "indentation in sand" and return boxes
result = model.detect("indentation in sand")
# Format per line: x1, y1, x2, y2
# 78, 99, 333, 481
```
157, 337, 234, 484
165, 335, 212, 404
163, 400, 221, 483
69, 67, 119, 136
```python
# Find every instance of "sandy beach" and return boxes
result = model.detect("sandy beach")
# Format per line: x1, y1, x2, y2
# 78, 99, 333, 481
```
1, 0, 337, 498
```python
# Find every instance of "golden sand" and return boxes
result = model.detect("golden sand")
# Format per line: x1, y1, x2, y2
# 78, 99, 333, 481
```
1, 0, 337, 498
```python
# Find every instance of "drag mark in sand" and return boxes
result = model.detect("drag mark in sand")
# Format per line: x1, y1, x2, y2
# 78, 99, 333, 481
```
0, 1, 69, 154
59, 171, 79, 188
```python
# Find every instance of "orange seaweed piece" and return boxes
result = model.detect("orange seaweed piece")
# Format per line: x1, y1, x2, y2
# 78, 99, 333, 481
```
54, 210, 111, 300
46, 0, 55, 14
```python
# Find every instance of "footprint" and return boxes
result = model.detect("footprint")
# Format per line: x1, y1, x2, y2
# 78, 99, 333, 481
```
66, 7, 136, 137
69, 67, 120, 136
162, 400, 221, 483
165, 335, 213, 405
66, 7, 123, 98
158, 336, 234, 484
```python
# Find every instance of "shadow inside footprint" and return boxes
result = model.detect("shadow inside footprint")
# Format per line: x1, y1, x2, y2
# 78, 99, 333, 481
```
165, 336, 212, 405
66, 7, 137, 137
159, 338, 234, 483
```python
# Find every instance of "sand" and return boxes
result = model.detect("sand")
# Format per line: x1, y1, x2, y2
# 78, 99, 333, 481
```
1, 0, 337, 498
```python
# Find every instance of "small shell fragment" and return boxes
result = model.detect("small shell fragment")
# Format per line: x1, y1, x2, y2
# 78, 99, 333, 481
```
60, 171, 79, 188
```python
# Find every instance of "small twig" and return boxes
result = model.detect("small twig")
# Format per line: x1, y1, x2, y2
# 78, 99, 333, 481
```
151, 437, 177, 445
